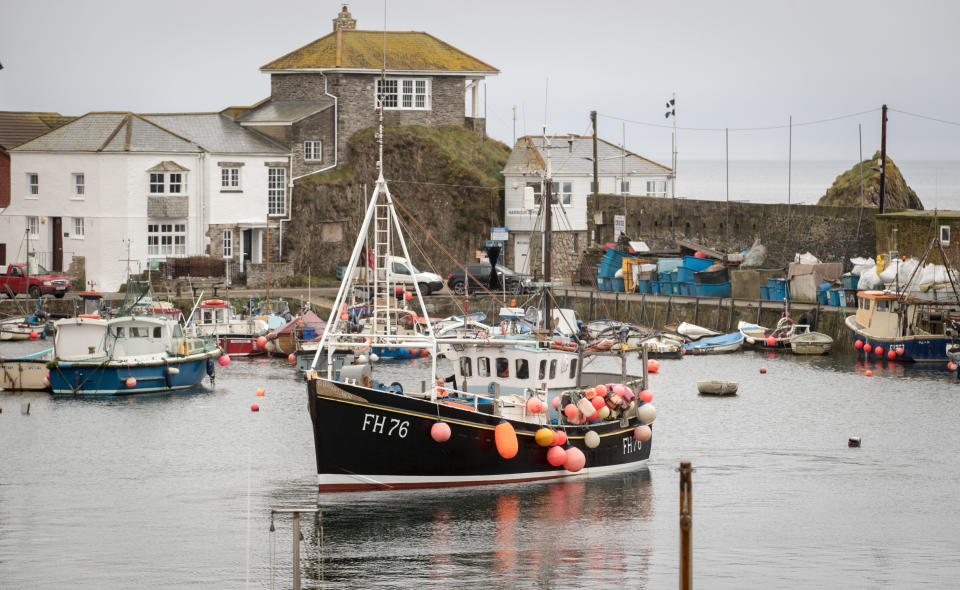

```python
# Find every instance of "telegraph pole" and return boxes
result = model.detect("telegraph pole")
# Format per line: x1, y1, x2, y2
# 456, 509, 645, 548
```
879, 104, 888, 213
591, 110, 599, 197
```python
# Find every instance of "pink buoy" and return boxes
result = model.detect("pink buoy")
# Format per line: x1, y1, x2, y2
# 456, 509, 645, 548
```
647, 359, 659, 373
949, 362, 958, 371
639, 389, 653, 403
896, 348, 904, 356
125, 377, 137, 388
288, 353, 296, 364
256, 336, 267, 349
563, 404, 578, 419
766, 336, 777, 347
554, 430, 568, 446
430, 421, 451, 442
218, 355, 231, 366
563, 447, 586, 472
591, 396, 605, 410
340, 311, 348, 321
863, 343, 873, 353
887, 350, 896, 360
526, 397, 543, 414
694, 251, 706, 259
405, 292, 413, 301
874, 346, 884, 356
854, 340, 864, 350
612, 384, 626, 396
551, 397, 560, 410
594, 384, 608, 397
251, 403, 259, 412
633, 425, 652, 442
395, 286, 404, 296
29, 331, 38, 339
547, 446, 567, 467
759, 367, 767, 374
865, 370, 873, 377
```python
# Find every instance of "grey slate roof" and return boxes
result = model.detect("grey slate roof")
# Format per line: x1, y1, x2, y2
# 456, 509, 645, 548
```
504, 135, 671, 176
235, 99, 334, 125
14, 112, 288, 155
0, 111, 75, 150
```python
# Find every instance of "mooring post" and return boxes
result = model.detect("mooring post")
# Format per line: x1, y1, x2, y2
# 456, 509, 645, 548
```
693, 298, 700, 325
641, 345, 649, 390
292, 511, 302, 590
640, 293, 646, 325
728, 298, 735, 332
679, 461, 693, 590
756, 299, 763, 324
589, 290, 595, 320
716, 297, 723, 331
615, 291, 620, 320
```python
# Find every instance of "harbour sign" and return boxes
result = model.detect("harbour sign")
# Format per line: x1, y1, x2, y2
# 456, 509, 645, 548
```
490, 227, 509, 241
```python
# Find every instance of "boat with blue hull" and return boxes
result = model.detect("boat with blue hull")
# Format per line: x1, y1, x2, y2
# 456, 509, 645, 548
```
48, 316, 221, 395
845, 289, 960, 362
683, 331, 744, 355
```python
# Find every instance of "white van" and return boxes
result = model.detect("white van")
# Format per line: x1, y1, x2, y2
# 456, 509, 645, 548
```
387, 256, 444, 295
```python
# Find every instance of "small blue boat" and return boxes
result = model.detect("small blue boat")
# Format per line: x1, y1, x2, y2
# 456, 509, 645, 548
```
683, 331, 744, 355
48, 316, 222, 395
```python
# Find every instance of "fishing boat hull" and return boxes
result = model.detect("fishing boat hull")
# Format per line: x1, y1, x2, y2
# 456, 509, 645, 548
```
845, 315, 952, 362
790, 332, 833, 355
0, 347, 55, 390
216, 335, 267, 357
683, 332, 744, 355
307, 378, 651, 492
48, 352, 220, 395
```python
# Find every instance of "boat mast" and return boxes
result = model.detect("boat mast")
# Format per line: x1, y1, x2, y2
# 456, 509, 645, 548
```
542, 125, 553, 334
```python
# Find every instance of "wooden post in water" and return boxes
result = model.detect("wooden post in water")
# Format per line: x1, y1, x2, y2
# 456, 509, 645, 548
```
641, 345, 649, 390
292, 511, 302, 590
679, 461, 693, 590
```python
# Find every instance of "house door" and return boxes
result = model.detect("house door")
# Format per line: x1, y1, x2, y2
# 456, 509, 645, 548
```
242, 229, 252, 272
51, 217, 63, 271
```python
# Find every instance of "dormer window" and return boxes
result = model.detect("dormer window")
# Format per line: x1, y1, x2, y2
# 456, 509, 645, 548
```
376, 78, 430, 111
147, 161, 189, 195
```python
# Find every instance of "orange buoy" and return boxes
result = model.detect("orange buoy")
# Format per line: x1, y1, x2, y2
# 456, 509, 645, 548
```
865, 370, 873, 377
251, 404, 260, 412
647, 359, 659, 373
125, 377, 137, 388
494, 421, 518, 459
288, 353, 296, 364
256, 387, 265, 397
759, 367, 767, 374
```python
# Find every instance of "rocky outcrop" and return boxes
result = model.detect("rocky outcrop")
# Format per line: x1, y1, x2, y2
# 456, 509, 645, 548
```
817, 151, 923, 209
284, 125, 510, 277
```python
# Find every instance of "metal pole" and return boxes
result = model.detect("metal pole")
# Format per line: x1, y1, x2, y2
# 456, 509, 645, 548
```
725, 128, 729, 238
857, 124, 864, 238
671, 92, 677, 241
292, 511, 301, 590
679, 461, 693, 590
879, 104, 888, 213
787, 115, 792, 232
591, 110, 599, 198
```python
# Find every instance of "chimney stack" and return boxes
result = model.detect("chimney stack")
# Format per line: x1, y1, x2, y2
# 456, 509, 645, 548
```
333, 5, 357, 32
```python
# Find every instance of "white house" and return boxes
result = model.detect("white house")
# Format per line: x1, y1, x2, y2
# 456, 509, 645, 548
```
2, 112, 290, 291
502, 135, 673, 276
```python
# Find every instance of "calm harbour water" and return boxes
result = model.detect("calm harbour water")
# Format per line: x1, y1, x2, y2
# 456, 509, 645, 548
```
3, 338, 960, 588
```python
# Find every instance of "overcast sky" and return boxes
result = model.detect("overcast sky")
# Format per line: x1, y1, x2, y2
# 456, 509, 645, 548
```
2, 0, 959, 162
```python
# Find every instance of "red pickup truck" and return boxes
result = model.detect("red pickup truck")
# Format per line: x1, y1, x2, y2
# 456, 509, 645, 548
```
0, 263, 72, 298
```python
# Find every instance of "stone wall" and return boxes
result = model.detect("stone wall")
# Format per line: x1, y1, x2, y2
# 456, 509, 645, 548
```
876, 211, 960, 266
291, 109, 336, 177
588, 195, 877, 268
244, 262, 293, 288
147, 196, 188, 218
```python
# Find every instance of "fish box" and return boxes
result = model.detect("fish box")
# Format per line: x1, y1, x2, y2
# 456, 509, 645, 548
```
682, 256, 714, 272
694, 281, 732, 298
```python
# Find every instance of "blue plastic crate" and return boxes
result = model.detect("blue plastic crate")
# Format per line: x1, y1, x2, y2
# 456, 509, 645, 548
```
660, 280, 674, 295
650, 281, 660, 294
842, 273, 858, 290
760, 285, 771, 300
827, 289, 842, 307
336, 266, 348, 280
636, 279, 651, 294
596, 276, 607, 291
657, 258, 683, 273
817, 289, 829, 305
767, 277, 787, 288
679, 282, 694, 296
682, 256, 713, 272
301, 326, 317, 340
658, 270, 677, 282
677, 266, 696, 283
695, 281, 731, 298
768, 286, 789, 300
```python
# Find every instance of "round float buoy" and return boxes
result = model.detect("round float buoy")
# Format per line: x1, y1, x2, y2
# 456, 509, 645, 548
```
551, 397, 560, 410
639, 389, 653, 403
759, 367, 767, 374
547, 446, 567, 467
636, 403, 657, 425
43, 372, 50, 387
256, 336, 267, 349
863, 343, 873, 354
949, 362, 958, 371
874, 346, 884, 356
887, 350, 896, 360
357, 355, 368, 364
125, 377, 137, 388
553, 430, 567, 446
265, 341, 276, 353
855, 340, 864, 349
634, 424, 652, 442
29, 331, 38, 339
535, 428, 554, 447
256, 387, 265, 397
340, 311, 348, 321
404, 292, 413, 301
251, 404, 259, 412
587, 411, 599, 422
526, 397, 543, 414
584, 387, 596, 399
288, 353, 296, 364
495, 421, 518, 459
369, 353, 380, 362
865, 370, 873, 377
746, 336, 756, 345
598, 406, 611, 419
564, 403, 579, 419
584, 430, 600, 448
647, 360, 659, 373
594, 384, 608, 397
848, 437, 861, 447
431, 421, 451, 442
218, 355, 231, 367
694, 251, 706, 259
766, 336, 777, 347
591, 396, 605, 411
563, 447, 586, 472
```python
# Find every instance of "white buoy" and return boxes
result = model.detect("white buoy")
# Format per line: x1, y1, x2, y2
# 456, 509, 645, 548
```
357, 354, 368, 364
584, 430, 600, 448
636, 403, 657, 425
369, 353, 380, 362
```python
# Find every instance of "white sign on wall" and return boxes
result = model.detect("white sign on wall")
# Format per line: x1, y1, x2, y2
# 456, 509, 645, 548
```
614, 215, 626, 242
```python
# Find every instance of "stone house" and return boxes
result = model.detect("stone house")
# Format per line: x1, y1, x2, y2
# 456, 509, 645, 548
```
4, 112, 289, 290
233, 6, 499, 177
502, 135, 673, 279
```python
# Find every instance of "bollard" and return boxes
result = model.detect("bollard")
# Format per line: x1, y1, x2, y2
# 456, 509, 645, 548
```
679, 461, 693, 590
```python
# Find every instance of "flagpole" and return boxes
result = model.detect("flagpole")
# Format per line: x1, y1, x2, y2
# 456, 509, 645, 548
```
666, 93, 677, 242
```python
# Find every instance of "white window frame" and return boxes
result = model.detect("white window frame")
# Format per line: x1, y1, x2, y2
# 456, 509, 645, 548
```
223, 229, 233, 258
268, 167, 286, 216
26, 216, 40, 238
72, 173, 85, 199
376, 77, 431, 111
304, 141, 322, 162
941, 225, 951, 246
149, 172, 186, 195
619, 179, 630, 195
220, 167, 241, 190
72, 217, 85, 239
551, 181, 573, 206
27, 173, 39, 198
646, 180, 666, 197
147, 222, 187, 258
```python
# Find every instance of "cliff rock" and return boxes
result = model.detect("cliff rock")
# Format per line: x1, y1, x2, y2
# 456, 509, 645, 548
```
817, 151, 923, 209
284, 125, 510, 277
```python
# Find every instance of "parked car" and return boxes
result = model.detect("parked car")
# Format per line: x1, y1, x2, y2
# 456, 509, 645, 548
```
447, 264, 532, 296
386, 256, 444, 295
0, 263, 71, 298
